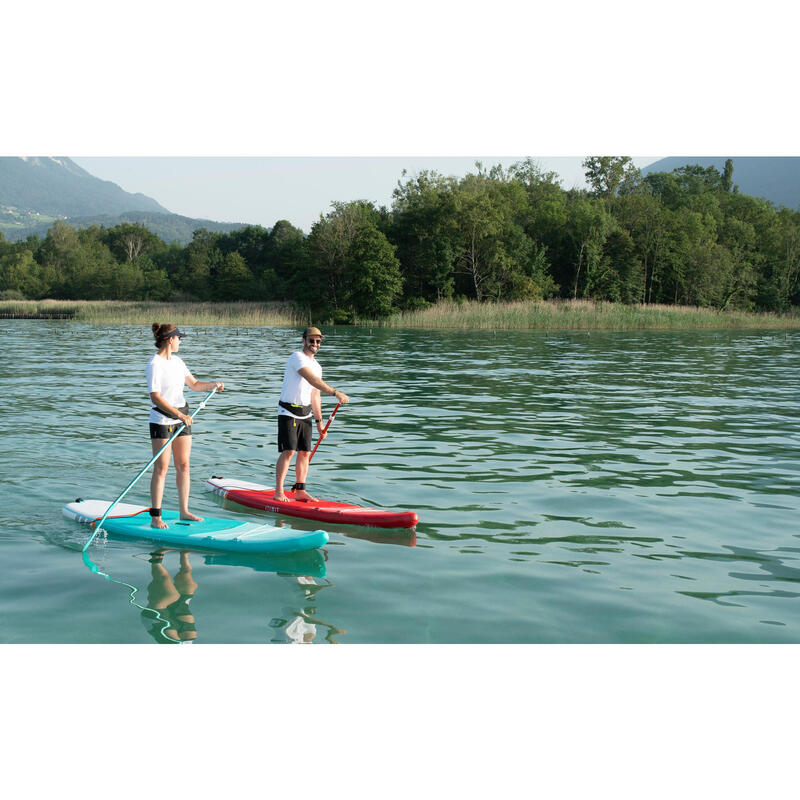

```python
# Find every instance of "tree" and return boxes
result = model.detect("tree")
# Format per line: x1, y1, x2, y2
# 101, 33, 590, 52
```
173, 229, 221, 299
722, 158, 734, 192
264, 220, 307, 299
563, 195, 613, 299
108, 259, 146, 299
304, 201, 378, 312
215, 251, 254, 300
582, 157, 636, 200
614, 188, 669, 303
0, 248, 41, 298
36, 221, 114, 299
135, 255, 173, 301
450, 172, 511, 301
586, 229, 643, 303
343, 224, 403, 318
102, 223, 167, 262
389, 170, 457, 305
645, 165, 724, 210
304, 201, 399, 320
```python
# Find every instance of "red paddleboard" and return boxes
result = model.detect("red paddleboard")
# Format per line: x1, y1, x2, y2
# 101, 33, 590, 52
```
205, 476, 419, 529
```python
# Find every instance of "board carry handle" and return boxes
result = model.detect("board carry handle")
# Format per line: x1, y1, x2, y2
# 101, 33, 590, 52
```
82, 386, 219, 553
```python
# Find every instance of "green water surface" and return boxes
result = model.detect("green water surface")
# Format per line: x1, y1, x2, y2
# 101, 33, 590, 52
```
1, 320, 799, 643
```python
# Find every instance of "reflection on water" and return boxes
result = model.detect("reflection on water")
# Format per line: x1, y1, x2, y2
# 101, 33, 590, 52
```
206, 490, 417, 547
3, 322, 800, 642
141, 551, 199, 644
137, 550, 344, 644
269, 574, 345, 644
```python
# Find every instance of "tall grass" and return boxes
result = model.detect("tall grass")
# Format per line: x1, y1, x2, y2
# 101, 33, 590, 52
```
2, 297, 800, 330
371, 299, 800, 330
0, 300, 307, 327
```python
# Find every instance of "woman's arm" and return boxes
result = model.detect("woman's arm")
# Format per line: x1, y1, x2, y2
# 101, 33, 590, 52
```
149, 391, 193, 425
185, 374, 225, 393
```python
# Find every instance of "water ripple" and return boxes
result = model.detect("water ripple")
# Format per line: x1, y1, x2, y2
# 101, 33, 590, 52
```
3, 323, 800, 641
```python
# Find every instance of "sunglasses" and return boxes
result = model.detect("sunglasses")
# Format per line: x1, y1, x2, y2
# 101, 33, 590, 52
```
306, 338, 322, 344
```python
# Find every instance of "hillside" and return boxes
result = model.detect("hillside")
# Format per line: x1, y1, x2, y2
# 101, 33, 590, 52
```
0, 157, 169, 218
641, 157, 800, 209
0, 157, 248, 245
2, 210, 248, 246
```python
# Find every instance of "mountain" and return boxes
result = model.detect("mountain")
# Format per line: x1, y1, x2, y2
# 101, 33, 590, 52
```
641, 157, 800, 209
0, 157, 249, 245
0, 156, 169, 217
1, 210, 249, 246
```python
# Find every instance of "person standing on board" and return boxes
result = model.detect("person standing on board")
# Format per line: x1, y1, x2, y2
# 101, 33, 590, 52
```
275, 326, 349, 502
147, 323, 224, 529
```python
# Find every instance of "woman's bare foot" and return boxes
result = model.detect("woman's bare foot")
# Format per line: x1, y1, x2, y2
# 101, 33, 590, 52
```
180, 512, 204, 522
293, 489, 318, 502
273, 491, 289, 502
151, 517, 169, 529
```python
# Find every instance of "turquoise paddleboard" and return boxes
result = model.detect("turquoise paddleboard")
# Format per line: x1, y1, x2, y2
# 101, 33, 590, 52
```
64, 499, 328, 554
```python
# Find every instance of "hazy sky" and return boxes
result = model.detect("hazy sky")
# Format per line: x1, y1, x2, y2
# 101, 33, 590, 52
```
71, 156, 657, 233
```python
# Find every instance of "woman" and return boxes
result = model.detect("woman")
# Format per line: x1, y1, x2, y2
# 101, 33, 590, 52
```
147, 323, 224, 529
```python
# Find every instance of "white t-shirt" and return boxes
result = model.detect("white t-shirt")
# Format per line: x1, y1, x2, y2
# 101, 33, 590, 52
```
277, 350, 321, 418
146, 354, 191, 424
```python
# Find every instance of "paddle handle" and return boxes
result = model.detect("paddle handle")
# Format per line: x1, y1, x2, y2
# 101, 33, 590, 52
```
309, 402, 341, 462
83, 386, 219, 550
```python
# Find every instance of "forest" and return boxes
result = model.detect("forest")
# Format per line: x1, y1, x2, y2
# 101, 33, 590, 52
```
2, 158, 799, 322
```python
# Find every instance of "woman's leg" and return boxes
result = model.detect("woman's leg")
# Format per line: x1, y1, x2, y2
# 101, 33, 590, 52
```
172, 435, 202, 521
174, 551, 198, 596
150, 439, 171, 529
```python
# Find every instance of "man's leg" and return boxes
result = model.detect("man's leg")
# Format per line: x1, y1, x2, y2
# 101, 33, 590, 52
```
293, 450, 317, 501
275, 449, 295, 501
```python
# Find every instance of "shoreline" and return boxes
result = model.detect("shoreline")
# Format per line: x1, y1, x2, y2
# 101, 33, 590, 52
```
1, 298, 799, 331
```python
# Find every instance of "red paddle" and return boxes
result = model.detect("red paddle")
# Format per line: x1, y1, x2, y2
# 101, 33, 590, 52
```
309, 402, 341, 462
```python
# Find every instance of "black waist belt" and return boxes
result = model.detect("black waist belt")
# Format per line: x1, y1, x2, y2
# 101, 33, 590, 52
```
152, 403, 189, 419
279, 401, 311, 417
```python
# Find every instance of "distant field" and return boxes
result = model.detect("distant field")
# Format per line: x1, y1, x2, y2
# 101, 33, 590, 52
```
0, 206, 59, 234
0, 300, 306, 327
2, 298, 800, 330
373, 299, 800, 330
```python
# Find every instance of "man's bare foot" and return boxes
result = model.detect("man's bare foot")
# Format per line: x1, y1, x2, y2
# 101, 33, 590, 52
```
273, 491, 289, 502
180, 512, 204, 522
151, 518, 169, 529
293, 489, 318, 502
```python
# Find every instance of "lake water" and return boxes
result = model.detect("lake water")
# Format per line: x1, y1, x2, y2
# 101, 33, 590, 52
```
2, 319, 799, 644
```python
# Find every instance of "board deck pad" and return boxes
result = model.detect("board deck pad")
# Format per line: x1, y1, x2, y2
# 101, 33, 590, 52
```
64, 499, 328, 554
205, 476, 419, 529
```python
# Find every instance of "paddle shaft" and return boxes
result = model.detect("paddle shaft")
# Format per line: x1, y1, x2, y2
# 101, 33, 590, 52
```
309, 402, 341, 462
83, 386, 218, 549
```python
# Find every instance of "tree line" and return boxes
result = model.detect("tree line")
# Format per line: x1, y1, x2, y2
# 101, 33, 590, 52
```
2, 158, 799, 320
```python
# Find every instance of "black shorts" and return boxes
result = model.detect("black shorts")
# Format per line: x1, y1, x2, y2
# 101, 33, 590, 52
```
149, 421, 191, 440
278, 414, 312, 452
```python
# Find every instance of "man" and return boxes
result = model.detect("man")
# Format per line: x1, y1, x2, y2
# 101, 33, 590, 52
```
275, 326, 349, 502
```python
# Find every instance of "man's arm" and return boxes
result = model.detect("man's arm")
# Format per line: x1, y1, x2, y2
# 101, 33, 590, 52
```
297, 367, 349, 404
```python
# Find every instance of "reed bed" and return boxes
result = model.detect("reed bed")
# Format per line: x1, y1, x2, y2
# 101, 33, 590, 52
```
372, 299, 800, 331
0, 300, 306, 327
2, 298, 800, 331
